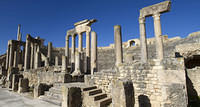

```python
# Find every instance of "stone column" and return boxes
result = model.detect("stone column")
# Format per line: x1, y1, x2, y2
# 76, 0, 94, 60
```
48, 42, 52, 64
45, 58, 49, 67
139, 17, 148, 63
85, 31, 91, 73
30, 43, 35, 69
6, 43, 10, 69
65, 35, 69, 57
71, 35, 76, 72
153, 13, 164, 60
24, 35, 31, 70
17, 24, 22, 41
91, 31, 97, 75
114, 25, 123, 66
72, 52, 81, 76
34, 46, 41, 69
8, 42, 14, 68
13, 51, 18, 68
78, 33, 83, 52
62, 56, 68, 73
55, 56, 59, 66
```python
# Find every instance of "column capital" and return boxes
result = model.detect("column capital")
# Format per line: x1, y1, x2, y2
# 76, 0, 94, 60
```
139, 17, 146, 24
153, 13, 161, 20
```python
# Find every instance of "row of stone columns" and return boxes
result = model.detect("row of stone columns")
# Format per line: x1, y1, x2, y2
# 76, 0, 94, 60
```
139, 12, 164, 63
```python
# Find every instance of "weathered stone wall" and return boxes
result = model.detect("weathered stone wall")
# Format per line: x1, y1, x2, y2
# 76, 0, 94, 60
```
22, 68, 66, 87
187, 68, 200, 96
86, 58, 187, 107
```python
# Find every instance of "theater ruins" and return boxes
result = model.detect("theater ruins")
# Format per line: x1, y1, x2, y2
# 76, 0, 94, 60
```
0, 1, 200, 107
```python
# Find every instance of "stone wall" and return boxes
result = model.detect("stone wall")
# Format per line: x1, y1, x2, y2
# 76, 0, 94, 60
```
187, 68, 200, 96
86, 58, 187, 107
22, 67, 66, 87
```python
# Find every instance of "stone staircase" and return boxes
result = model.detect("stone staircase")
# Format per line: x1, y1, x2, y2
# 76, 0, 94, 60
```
39, 82, 63, 106
83, 86, 112, 107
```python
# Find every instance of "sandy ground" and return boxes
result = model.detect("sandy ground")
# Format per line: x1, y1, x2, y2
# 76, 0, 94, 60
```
0, 87, 60, 107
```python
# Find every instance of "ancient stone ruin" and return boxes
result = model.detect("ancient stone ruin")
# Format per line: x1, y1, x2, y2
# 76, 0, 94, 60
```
0, 1, 200, 107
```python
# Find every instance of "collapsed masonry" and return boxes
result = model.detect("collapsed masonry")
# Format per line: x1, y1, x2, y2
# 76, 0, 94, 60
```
0, 0, 200, 107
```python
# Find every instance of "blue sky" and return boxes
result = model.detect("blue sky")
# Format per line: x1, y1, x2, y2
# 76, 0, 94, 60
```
0, 0, 199, 55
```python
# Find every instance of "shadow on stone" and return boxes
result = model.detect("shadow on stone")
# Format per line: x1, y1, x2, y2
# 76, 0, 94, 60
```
138, 95, 151, 107
124, 81, 135, 107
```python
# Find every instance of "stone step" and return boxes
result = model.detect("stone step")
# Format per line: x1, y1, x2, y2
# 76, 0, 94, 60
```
96, 97, 112, 107
93, 93, 107, 101
39, 95, 62, 106
83, 86, 97, 91
88, 89, 102, 96
49, 87, 62, 94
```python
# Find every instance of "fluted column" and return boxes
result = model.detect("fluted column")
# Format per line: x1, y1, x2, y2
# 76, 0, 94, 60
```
153, 13, 164, 60
91, 31, 97, 75
78, 33, 83, 52
13, 51, 18, 68
17, 24, 22, 41
139, 17, 148, 63
24, 35, 31, 70
114, 25, 123, 66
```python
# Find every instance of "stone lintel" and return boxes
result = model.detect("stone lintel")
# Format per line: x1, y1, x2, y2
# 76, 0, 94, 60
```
74, 19, 97, 26
140, 0, 171, 17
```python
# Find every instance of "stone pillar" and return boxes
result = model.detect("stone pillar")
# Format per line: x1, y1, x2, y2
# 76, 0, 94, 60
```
91, 31, 97, 75
85, 31, 91, 73
24, 35, 31, 70
17, 24, 22, 41
30, 43, 35, 69
72, 52, 81, 76
48, 42, 52, 64
55, 56, 59, 66
71, 35, 76, 72
114, 25, 123, 66
139, 17, 148, 63
153, 13, 164, 60
8, 42, 14, 68
62, 56, 68, 73
34, 46, 41, 69
13, 51, 18, 68
65, 35, 69, 57
45, 58, 49, 67
78, 33, 83, 52
6, 43, 10, 69
18, 78, 29, 93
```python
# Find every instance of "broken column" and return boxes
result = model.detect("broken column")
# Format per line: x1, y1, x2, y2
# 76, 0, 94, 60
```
17, 24, 22, 41
55, 56, 59, 66
62, 56, 68, 73
114, 25, 123, 66
24, 35, 31, 70
91, 31, 97, 75
48, 42, 52, 64
72, 52, 81, 76
139, 17, 148, 63
153, 13, 164, 60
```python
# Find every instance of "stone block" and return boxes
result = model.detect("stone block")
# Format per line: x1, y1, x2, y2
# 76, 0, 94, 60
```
34, 83, 52, 98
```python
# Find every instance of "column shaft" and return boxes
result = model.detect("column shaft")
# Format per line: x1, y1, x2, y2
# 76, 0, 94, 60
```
114, 25, 123, 66
153, 13, 164, 60
24, 35, 31, 70
48, 42, 52, 64
139, 17, 148, 63
13, 51, 18, 68
65, 36, 69, 57
91, 32, 97, 75
85, 31, 91, 73
55, 56, 58, 66
8, 43, 14, 68
78, 33, 83, 52
6, 43, 10, 69
71, 35, 76, 63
